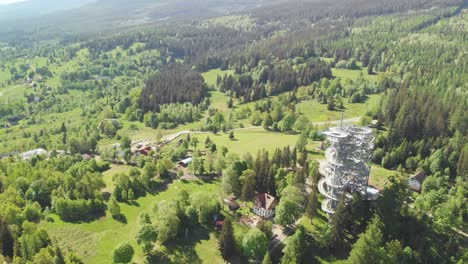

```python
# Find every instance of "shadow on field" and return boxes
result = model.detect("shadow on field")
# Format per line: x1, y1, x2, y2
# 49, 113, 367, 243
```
146, 225, 212, 264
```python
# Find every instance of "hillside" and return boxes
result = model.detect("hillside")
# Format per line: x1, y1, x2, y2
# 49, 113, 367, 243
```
0, 0, 466, 263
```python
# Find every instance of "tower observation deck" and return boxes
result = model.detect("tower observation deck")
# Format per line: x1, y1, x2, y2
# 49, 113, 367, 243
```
318, 125, 375, 215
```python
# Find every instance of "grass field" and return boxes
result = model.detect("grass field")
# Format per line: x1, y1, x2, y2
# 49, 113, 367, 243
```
0, 84, 27, 102
332, 67, 380, 82
369, 165, 409, 189
296, 94, 382, 122
208, 90, 236, 112
102, 165, 133, 192
41, 179, 222, 264
193, 128, 300, 155
319, 57, 381, 82
201, 69, 234, 88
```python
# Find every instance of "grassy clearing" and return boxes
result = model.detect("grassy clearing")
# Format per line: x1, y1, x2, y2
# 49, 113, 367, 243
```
0, 84, 27, 102
332, 67, 380, 82
319, 57, 381, 82
296, 94, 382, 122
102, 165, 133, 192
369, 165, 410, 190
208, 90, 234, 112
194, 128, 300, 155
40, 179, 222, 264
201, 69, 234, 88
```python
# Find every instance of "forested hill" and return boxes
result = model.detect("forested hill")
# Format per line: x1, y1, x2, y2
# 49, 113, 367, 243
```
0, 0, 466, 263
0, 0, 268, 43
0, 0, 96, 21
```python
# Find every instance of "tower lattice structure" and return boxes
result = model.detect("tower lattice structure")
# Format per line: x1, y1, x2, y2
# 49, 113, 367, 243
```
318, 125, 375, 214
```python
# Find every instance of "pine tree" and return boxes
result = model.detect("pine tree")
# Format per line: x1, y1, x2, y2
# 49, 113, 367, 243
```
61, 123, 67, 145
109, 198, 121, 218
291, 147, 297, 167
327, 194, 348, 249
205, 136, 211, 148
367, 62, 373, 75
327, 97, 335, 111
347, 216, 386, 264
272, 148, 282, 166
298, 149, 308, 166
281, 146, 291, 168
219, 218, 235, 260
241, 170, 256, 204
267, 167, 277, 197
305, 183, 318, 223
281, 227, 305, 264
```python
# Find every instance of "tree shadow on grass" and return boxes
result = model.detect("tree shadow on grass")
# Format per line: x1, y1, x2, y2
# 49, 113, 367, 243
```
147, 225, 212, 264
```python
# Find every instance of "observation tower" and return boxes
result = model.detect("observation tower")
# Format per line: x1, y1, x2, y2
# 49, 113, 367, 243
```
318, 124, 376, 215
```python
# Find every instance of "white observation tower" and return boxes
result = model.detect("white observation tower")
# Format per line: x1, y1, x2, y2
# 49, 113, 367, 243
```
318, 123, 376, 215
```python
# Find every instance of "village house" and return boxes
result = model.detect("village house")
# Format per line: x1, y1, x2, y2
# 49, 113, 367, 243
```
408, 171, 427, 193
253, 193, 277, 218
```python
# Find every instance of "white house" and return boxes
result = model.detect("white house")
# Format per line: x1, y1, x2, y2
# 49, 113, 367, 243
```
253, 193, 277, 218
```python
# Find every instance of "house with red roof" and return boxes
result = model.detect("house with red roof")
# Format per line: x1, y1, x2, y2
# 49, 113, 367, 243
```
253, 193, 277, 218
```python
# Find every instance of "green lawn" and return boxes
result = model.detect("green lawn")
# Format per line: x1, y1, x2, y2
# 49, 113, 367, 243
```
40, 179, 222, 264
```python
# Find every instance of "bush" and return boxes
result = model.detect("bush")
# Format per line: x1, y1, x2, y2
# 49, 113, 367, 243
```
112, 241, 134, 264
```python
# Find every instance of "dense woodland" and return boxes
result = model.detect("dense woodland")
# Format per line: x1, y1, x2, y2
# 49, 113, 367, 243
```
0, 0, 466, 263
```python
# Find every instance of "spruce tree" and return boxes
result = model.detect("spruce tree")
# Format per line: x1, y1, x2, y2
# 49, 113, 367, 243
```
327, 194, 348, 249
241, 170, 256, 204
291, 147, 297, 167
305, 182, 318, 223
267, 167, 277, 197
219, 218, 235, 260
281, 227, 305, 264
347, 216, 386, 264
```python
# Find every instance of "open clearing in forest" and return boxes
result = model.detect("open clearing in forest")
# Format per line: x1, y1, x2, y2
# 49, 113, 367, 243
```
191, 128, 300, 155
296, 94, 381, 122
41, 179, 223, 264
